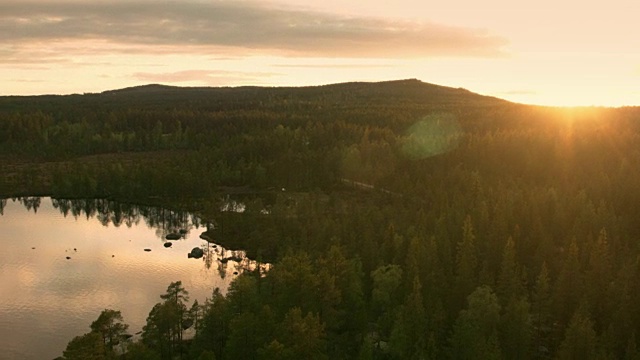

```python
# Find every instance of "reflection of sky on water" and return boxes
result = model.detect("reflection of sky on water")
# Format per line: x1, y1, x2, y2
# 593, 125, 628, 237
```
0, 198, 239, 360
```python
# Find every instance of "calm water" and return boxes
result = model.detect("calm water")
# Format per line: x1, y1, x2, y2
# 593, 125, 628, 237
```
0, 197, 245, 360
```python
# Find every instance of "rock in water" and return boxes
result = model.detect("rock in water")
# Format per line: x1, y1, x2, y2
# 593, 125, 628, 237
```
189, 247, 204, 259
166, 233, 181, 240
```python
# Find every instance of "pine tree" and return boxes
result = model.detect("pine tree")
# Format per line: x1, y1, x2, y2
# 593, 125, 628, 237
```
586, 228, 612, 331
62, 332, 105, 360
455, 216, 478, 310
370, 264, 403, 341
497, 237, 525, 306
553, 238, 583, 329
389, 276, 428, 359
449, 286, 502, 360
500, 296, 532, 360
557, 308, 597, 360
89, 309, 129, 356
531, 262, 552, 357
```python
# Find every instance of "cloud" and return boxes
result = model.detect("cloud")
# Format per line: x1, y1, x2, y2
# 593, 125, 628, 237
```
0, 0, 507, 58
0, 44, 72, 66
132, 69, 278, 84
9, 79, 46, 83
273, 63, 394, 69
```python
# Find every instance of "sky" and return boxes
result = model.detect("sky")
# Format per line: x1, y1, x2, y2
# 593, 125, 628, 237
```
1, 0, 638, 106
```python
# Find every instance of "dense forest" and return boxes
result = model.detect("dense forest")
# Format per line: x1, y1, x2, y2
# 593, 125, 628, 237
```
3, 79, 640, 359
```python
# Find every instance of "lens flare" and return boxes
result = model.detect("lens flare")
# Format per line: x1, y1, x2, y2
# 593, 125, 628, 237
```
401, 113, 461, 159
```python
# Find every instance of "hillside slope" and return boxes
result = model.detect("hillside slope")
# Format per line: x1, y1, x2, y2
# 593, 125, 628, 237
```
0, 79, 509, 113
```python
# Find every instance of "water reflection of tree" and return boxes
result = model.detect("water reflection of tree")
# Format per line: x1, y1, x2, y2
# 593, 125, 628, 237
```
13, 196, 42, 213
198, 239, 256, 278
8, 196, 271, 273
202, 242, 215, 270
45, 197, 202, 240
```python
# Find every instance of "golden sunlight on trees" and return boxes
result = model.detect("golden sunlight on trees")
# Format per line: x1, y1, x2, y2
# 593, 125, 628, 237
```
7, 81, 640, 359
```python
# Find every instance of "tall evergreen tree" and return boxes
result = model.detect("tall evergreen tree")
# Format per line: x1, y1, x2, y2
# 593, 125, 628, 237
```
556, 308, 597, 360
90, 309, 129, 356
389, 276, 429, 359
553, 238, 583, 329
449, 286, 502, 360
497, 237, 525, 306
455, 215, 479, 311
531, 262, 553, 357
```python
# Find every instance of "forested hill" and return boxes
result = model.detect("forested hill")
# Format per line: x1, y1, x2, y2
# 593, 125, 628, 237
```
0, 78, 638, 198
0, 78, 519, 196
0, 79, 506, 113
100, 79, 506, 106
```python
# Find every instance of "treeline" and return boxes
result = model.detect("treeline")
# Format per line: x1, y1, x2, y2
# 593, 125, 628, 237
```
3, 80, 640, 358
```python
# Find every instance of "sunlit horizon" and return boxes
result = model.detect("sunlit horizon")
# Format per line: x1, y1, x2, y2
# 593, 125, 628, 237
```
3, 77, 637, 109
1, 0, 638, 107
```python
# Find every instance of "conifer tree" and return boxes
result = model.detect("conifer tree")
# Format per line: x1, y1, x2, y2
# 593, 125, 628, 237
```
389, 276, 428, 359
531, 262, 552, 356
497, 236, 524, 306
557, 308, 597, 360
449, 286, 502, 360
455, 215, 478, 310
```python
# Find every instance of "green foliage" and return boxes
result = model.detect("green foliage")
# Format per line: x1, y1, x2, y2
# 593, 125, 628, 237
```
123, 342, 160, 360
142, 281, 190, 359
90, 309, 129, 354
557, 309, 598, 360
197, 350, 217, 360
189, 288, 229, 359
63, 332, 106, 360
275, 307, 327, 360
499, 297, 532, 360
455, 216, 478, 309
449, 286, 503, 360
389, 277, 429, 359
62, 309, 129, 360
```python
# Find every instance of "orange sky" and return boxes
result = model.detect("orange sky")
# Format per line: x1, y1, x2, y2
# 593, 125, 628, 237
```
1, 0, 638, 106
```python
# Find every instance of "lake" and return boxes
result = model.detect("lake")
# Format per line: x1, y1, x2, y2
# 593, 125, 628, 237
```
0, 197, 247, 360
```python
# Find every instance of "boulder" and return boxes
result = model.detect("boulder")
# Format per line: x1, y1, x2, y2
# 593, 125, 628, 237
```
189, 247, 204, 259
164, 242, 172, 248
166, 233, 181, 240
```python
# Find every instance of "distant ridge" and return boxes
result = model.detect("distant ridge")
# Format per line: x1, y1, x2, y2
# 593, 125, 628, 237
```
97, 79, 508, 105
101, 83, 185, 94
0, 79, 510, 113
102, 79, 480, 97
